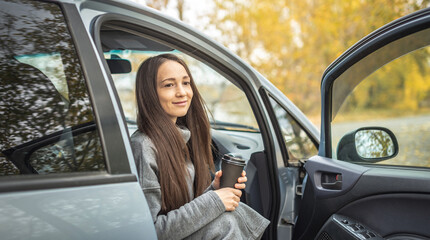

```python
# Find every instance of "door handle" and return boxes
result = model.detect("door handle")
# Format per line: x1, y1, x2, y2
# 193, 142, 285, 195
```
321, 172, 342, 190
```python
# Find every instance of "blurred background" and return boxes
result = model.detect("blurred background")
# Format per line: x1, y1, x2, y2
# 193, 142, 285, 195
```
129, 0, 430, 128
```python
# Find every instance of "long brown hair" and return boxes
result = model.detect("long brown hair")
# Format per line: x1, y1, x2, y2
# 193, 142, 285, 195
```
135, 54, 214, 213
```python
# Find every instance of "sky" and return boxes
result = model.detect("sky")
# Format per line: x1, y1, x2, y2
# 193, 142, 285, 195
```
127, 0, 212, 25
127, 0, 225, 44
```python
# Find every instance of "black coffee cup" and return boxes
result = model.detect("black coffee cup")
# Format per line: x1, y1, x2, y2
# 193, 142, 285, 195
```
220, 154, 246, 188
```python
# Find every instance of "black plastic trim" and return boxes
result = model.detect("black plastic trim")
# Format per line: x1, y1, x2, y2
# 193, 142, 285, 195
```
338, 194, 430, 238
304, 156, 369, 199
316, 214, 384, 240
319, 82, 333, 157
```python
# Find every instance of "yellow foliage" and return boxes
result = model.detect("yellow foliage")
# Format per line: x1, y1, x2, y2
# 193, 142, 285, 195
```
208, 0, 430, 120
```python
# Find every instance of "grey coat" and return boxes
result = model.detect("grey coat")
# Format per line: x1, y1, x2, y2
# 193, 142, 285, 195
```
131, 127, 270, 240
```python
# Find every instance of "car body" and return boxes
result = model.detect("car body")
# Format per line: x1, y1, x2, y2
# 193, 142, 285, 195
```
0, 0, 429, 239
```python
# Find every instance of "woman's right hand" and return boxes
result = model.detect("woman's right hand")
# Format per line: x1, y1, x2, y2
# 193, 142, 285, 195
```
214, 188, 242, 211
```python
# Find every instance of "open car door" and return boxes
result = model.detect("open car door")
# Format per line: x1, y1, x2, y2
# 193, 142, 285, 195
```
294, 8, 430, 240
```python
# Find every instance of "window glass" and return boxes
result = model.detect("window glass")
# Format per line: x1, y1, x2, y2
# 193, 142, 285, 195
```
16, 53, 69, 101
0, 0, 105, 176
332, 43, 430, 168
105, 50, 259, 133
269, 97, 318, 166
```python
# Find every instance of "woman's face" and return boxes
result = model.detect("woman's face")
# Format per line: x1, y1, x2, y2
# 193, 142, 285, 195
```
156, 60, 193, 123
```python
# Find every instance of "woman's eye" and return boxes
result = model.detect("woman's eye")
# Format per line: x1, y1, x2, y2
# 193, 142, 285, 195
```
184, 81, 191, 85
164, 83, 174, 87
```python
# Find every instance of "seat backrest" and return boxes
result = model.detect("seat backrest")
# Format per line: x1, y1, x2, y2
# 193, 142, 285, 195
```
0, 58, 66, 174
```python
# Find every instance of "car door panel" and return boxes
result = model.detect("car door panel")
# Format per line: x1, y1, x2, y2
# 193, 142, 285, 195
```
246, 151, 272, 220
296, 157, 430, 240
211, 130, 272, 223
294, 8, 430, 240
304, 156, 369, 198
0, 182, 154, 240
337, 193, 430, 239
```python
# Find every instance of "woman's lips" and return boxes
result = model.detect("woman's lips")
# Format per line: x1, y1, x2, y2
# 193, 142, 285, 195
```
173, 100, 188, 106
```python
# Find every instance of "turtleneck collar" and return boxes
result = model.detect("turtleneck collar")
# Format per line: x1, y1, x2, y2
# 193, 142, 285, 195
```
177, 125, 191, 143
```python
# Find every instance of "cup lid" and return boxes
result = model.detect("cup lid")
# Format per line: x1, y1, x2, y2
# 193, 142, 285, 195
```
222, 154, 246, 166
223, 159, 246, 166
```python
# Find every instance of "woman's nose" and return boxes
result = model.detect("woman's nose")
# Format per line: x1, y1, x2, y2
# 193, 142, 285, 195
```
176, 85, 186, 97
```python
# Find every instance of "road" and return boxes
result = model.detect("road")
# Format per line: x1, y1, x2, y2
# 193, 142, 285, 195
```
332, 114, 430, 167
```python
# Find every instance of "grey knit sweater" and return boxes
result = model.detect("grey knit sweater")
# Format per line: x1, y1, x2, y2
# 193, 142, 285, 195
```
131, 127, 270, 240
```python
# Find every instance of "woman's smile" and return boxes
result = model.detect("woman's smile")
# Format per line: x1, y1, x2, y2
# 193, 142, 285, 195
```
156, 60, 193, 123
173, 100, 188, 106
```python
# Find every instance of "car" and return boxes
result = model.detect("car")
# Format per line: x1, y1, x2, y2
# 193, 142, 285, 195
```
0, 0, 429, 239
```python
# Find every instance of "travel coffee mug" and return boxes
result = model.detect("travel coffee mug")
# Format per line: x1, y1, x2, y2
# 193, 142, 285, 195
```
220, 154, 246, 188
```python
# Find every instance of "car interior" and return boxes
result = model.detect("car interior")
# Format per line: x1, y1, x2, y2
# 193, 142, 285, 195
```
1, 59, 66, 174
96, 22, 275, 227
0, 58, 105, 175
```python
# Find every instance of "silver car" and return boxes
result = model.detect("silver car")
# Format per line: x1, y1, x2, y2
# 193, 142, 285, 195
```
0, 0, 429, 239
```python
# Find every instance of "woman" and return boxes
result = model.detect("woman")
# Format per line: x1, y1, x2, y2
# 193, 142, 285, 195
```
131, 54, 269, 239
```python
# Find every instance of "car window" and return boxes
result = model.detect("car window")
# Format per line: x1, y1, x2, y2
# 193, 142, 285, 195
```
269, 97, 318, 166
105, 50, 259, 134
332, 29, 430, 168
0, 0, 105, 175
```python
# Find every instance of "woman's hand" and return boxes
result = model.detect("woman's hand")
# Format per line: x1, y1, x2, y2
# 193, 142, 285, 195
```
214, 188, 242, 211
212, 170, 247, 190
212, 170, 222, 190
235, 171, 247, 189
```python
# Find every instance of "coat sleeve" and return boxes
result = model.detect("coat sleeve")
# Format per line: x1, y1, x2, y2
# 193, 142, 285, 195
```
130, 133, 225, 239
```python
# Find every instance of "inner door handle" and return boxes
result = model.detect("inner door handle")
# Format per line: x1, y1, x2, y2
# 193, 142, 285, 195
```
321, 172, 342, 190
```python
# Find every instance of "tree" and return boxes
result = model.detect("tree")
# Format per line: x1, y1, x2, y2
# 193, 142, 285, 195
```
208, 0, 430, 120
141, 0, 185, 20
144, 0, 170, 10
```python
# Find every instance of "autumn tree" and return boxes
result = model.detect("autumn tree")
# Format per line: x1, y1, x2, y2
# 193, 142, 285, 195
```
143, 0, 185, 20
144, 0, 170, 10
208, 0, 430, 121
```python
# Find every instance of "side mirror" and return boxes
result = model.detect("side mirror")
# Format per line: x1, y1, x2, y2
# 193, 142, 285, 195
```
337, 127, 399, 163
